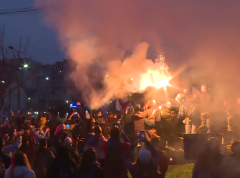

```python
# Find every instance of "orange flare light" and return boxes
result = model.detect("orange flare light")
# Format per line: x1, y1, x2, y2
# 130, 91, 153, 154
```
139, 69, 172, 90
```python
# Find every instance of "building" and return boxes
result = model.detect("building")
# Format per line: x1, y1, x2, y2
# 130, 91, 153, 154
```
1, 58, 72, 114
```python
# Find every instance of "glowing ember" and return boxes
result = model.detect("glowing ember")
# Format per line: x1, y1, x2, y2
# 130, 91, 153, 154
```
139, 70, 171, 90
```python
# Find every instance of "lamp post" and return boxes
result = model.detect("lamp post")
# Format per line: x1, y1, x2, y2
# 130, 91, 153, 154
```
45, 77, 50, 112
8, 46, 22, 110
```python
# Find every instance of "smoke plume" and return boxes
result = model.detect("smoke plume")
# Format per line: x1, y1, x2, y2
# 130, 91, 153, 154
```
36, 0, 240, 109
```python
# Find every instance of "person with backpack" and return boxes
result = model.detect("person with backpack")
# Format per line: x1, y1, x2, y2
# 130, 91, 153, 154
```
76, 147, 105, 178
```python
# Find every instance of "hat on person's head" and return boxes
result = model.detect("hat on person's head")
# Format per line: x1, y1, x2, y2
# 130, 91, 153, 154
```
138, 147, 151, 164
64, 137, 72, 147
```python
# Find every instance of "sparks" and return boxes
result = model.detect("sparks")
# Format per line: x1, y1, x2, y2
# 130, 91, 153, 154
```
139, 53, 172, 90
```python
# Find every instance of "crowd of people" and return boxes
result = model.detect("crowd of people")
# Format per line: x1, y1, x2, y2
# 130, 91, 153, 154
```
193, 138, 240, 178
0, 82, 240, 178
0, 107, 169, 178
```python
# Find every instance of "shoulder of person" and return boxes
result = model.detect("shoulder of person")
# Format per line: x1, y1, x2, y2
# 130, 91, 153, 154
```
26, 169, 36, 178
5, 166, 35, 178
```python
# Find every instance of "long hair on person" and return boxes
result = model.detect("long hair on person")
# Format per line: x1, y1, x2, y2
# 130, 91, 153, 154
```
10, 151, 31, 177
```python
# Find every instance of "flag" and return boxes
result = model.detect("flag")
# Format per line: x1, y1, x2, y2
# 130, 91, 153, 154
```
116, 97, 131, 113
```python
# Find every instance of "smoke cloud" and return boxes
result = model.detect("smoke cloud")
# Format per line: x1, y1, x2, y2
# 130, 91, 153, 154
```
36, 0, 240, 109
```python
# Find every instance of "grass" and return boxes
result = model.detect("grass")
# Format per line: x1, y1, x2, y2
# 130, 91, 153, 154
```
165, 163, 194, 178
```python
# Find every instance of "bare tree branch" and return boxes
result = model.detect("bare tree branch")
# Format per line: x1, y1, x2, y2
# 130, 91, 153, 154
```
0, 24, 5, 59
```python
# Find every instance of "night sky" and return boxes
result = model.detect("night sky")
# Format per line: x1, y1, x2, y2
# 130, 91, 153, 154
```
2, 0, 240, 69
0, 0, 64, 64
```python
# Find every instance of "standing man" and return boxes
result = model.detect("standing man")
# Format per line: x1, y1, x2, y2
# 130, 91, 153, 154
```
176, 89, 191, 134
176, 89, 188, 120
198, 84, 211, 133
135, 100, 158, 140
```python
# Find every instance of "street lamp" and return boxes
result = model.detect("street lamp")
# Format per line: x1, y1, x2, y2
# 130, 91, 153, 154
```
46, 77, 49, 81
66, 100, 69, 103
8, 45, 21, 110
1, 81, 5, 84
8, 46, 21, 54
23, 64, 29, 68
28, 98, 31, 101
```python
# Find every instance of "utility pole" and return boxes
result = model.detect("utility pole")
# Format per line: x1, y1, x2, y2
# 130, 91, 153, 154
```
8, 46, 21, 110
8, 85, 11, 115
17, 51, 21, 110
45, 77, 50, 112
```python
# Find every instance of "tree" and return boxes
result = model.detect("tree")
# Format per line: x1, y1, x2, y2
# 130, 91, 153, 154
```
0, 24, 7, 112
0, 24, 40, 112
